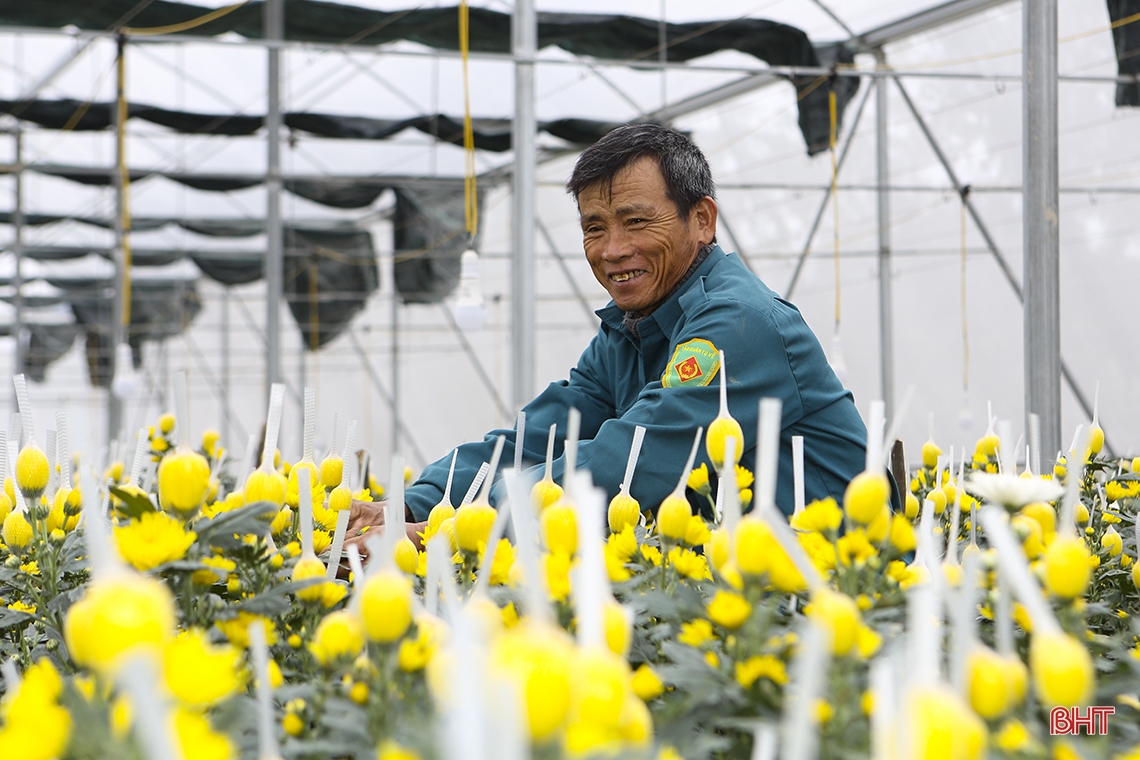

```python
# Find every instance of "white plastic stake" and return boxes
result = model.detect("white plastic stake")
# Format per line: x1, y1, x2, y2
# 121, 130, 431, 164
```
12, 374, 34, 446
441, 450, 459, 508
472, 497, 512, 598
543, 423, 557, 480
718, 350, 729, 417
462, 463, 491, 505
248, 622, 282, 760
722, 436, 742, 534
792, 435, 805, 515
879, 385, 914, 470
514, 410, 526, 472
117, 655, 179, 760
671, 427, 705, 497
261, 383, 286, 469
346, 544, 365, 589
388, 455, 406, 539
57, 413, 72, 490
1028, 413, 1041, 477
129, 428, 149, 485
619, 425, 646, 495
298, 468, 317, 560
756, 398, 782, 513
864, 399, 885, 473
569, 470, 609, 649
502, 469, 553, 624
781, 619, 830, 760
563, 409, 581, 499
476, 435, 506, 505
45, 428, 57, 501
1059, 426, 1088, 536
326, 511, 350, 579
341, 421, 358, 475
173, 371, 190, 451
302, 387, 316, 462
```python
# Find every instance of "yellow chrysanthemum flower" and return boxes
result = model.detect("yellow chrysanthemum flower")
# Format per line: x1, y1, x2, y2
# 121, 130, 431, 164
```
164, 629, 245, 708
114, 511, 197, 571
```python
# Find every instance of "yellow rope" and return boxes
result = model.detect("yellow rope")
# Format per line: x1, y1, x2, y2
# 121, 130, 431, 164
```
960, 194, 969, 395
459, 0, 478, 240
121, 0, 250, 36
117, 44, 133, 328
829, 87, 840, 331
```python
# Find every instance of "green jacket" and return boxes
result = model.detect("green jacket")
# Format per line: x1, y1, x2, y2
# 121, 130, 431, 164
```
403, 246, 866, 521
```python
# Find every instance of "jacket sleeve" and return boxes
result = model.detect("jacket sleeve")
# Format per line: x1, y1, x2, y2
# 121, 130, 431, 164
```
402, 329, 619, 521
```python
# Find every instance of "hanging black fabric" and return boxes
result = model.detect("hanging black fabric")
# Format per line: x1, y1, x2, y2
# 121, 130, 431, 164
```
24, 323, 82, 383
190, 252, 264, 286
1108, 0, 1140, 106
0, 1, 854, 154
392, 185, 482, 305
70, 282, 203, 387
283, 228, 378, 350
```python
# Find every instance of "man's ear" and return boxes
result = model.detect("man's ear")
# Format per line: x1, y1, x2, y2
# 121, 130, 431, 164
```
692, 196, 718, 246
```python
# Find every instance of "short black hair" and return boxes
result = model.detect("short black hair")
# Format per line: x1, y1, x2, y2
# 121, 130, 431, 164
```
566, 124, 716, 221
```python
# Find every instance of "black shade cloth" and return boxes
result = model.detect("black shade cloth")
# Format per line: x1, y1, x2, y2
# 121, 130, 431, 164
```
1108, 0, 1140, 106
0, 2, 854, 154
70, 283, 202, 387
392, 185, 482, 304
24, 323, 82, 383
283, 228, 378, 350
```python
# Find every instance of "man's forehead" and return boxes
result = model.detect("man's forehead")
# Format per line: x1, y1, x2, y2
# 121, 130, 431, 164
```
576, 156, 667, 208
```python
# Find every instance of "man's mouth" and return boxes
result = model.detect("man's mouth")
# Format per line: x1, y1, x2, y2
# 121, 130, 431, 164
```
610, 270, 646, 283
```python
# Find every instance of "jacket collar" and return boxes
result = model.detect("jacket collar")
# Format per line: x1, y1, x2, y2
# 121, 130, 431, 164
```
595, 244, 726, 337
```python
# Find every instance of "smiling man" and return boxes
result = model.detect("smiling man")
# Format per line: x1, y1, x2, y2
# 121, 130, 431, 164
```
348, 124, 867, 549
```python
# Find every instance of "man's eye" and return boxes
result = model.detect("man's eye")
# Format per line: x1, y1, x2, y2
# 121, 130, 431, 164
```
629, 218, 647, 225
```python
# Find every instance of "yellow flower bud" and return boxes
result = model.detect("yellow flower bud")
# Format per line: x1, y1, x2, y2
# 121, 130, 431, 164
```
541, 501, 577, 556
360, 571, 412, 643
64, 574, 176, 672
734, 518, 772, 576
843, 471, 889, 525
319, 454, 343, 488
967, 646, 1012, 719
454, 501, 496, 554
2, 510, 32, 550
394, 537, 419, 574
1044, 535, 1091, 599
806, 588, 862, 657
201, 429, 220, 457
1087, 425, 1104, 455
707, 590, 751, 630
631, 663, 664, 701
922, 440, 942, 469
531, 478, 563, 512
163, 629, 244, 708
879, 515, 915, 556
158, 413, 175, 434
1030, 632, 1094, 707
0, 491, 10, 525
245, 467, 287, 508
706, 414, 744, 471
16, 445, 49, 502
926, 487, 948, 516
292, 556, 327, 603
705, 528, 730, 571
309, 610, 365, 667
656, 493, 691, 541
904, 491, 919, 519
157, 449, 211, 519
1101, 525, 1123, 557
603, 601, 631, 657
909, 687, 988, 760
491, 625, 574, 740
607, 492, 640, 534
1011, 515, 1045, 560
1019, 502, 1056, 542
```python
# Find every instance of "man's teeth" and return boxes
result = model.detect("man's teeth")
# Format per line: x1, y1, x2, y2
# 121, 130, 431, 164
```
611, 270, 644, 282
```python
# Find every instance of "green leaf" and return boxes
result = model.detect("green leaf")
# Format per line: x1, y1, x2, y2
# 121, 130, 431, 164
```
110, 486, 158, 519
194, 500, 277, 548
0, 607, 37, 629
235, 580, 323, 617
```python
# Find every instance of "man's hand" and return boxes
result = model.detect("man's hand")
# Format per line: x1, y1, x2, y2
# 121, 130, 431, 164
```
342, 499, 427, 562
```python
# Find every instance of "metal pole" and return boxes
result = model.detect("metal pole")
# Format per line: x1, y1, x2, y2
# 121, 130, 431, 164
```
108, 35, 126, 445
511, 0, 536, 413
875, 51, 895, 422
1023, 0, 1061, 457
264, 0, 284, 402
12, 125, 24, 379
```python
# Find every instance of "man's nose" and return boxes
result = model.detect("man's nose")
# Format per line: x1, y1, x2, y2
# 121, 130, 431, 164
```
600, 228, 633, 261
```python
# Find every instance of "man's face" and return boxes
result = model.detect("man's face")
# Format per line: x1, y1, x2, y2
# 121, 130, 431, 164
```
578, 156, 717, 313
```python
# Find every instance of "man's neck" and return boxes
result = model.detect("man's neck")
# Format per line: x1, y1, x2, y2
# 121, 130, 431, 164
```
622, 243, 715, 337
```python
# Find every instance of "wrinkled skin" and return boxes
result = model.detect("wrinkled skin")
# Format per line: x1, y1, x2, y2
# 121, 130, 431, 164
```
578, 155, 717, 314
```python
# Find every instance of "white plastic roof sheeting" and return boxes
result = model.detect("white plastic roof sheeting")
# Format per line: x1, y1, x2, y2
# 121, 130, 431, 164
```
0, 0, 1137, 470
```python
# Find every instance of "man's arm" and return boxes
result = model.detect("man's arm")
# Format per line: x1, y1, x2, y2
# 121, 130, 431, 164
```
400, 329, 618, 522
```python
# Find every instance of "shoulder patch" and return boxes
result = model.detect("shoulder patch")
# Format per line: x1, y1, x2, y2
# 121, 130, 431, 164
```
662, 339, 720, 388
